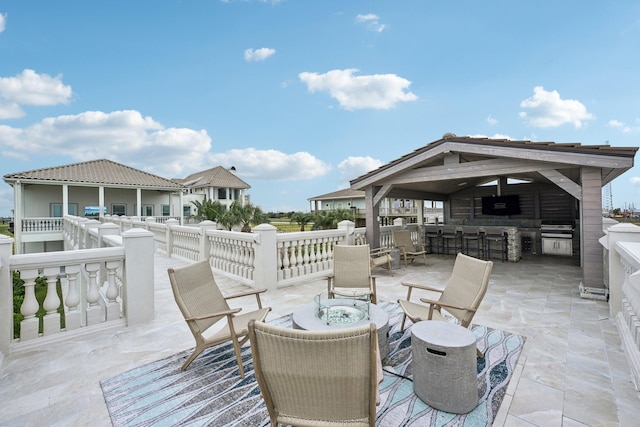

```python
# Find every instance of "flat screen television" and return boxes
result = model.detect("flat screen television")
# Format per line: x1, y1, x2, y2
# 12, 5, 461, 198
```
482, 195, 520, 216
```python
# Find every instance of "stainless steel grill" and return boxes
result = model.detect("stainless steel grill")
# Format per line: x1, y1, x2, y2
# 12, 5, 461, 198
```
540, 223, 574, 256
540, 223, 573, 239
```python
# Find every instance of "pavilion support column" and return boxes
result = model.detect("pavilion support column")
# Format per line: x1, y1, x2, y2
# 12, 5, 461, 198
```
580, 167, 604, 291
364, 186, 380, 248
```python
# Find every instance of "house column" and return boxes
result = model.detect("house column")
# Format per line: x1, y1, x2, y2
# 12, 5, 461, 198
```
14, 181, 23, 254
136, 188, 142, 217
99, 186, 105, 219
179, 191, 184, 225
580, 167, 604, 289
62, 184, 69, 216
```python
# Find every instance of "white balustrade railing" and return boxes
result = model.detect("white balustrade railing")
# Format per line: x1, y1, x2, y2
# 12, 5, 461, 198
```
0, 227, 155, 356
21, 217, 64, 233
601, 223, 640, 391
276, 229, 345, 286
171, 224, 202, 262
207, 229, 256, 284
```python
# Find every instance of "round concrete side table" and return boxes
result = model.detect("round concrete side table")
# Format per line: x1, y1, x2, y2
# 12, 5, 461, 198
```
411, 320, 478, 414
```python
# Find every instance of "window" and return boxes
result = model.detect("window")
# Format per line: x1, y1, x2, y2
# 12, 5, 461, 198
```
162, 205, 170, 216
142, 205, 154, 216
51, 203, 78, 217
218, 188, 227, 199
183, 205, 191, 217
112, 204, 126, 216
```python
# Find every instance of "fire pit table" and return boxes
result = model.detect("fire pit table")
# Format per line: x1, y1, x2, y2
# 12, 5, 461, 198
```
292, 295, 390, 360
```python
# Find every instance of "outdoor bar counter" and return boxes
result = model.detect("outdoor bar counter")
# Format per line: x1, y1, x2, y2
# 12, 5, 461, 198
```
423, 225, 524, 262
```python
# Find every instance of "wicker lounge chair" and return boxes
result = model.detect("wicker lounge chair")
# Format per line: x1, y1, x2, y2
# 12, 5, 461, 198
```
392, 230, 427, 266
248, 320, 381, 427
167, 260, 271, 376
397, 253, 493, 355
327, 244, 377, 304
370, 247, 394, 276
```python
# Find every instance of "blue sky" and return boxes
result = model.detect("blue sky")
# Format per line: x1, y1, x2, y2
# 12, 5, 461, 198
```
0, 0, 639, 217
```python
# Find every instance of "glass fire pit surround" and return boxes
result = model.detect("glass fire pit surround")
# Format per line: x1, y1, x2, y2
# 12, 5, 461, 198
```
314, 294, 370, 325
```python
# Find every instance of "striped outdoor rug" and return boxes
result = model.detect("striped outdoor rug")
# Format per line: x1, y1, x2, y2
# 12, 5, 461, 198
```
100, 302, 525, 426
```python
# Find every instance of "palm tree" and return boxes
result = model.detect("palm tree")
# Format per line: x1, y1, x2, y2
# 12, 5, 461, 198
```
191, 198, 225, 222
290, 211, 314, 231
222, 201, 270, 232
311, 208, 353, 230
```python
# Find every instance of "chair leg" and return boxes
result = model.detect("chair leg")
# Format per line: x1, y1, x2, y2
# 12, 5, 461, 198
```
181, 347, 203, 371
400, 314, 407, 331
232, 339, 245, 378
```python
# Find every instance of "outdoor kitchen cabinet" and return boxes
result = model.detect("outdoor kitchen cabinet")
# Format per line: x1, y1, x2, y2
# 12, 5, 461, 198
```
541, 237, 572, 256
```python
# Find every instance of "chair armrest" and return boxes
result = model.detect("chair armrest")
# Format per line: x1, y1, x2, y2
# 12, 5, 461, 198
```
401, 282, 444, 293
225, 288, 267, 300
185, 307, 242, 321
225, 288, 268, 309
370, 248, 392, 257
419, 297, 476, 313
401, 281, 443, 301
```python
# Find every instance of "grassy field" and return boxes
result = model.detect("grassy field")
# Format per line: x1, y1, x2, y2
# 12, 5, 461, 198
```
0, 223, 12, 238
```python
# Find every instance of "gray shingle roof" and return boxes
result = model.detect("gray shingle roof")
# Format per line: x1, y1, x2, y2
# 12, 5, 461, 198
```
309, 188, 364, 201
3, 159, 184, 189
175, 166, 250, 190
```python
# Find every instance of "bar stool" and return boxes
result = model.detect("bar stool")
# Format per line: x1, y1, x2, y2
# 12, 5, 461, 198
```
440, 226, 461, 255
424, 225, 441, 255
484, 227, 507, 262
461, 226, 483, 259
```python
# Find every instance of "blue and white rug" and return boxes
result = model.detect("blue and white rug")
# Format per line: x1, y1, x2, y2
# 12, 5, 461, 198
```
100, 302, 525, 426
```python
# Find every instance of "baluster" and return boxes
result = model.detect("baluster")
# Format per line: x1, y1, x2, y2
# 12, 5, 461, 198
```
64, 264, 82, 330
104, 260, 119, 302
309, 238, 317, 265
104, 260, 121, 321
303, 240, 310, 265
277, 242, 285, 270
19, 268, 40, 340
42, 266, 62, 336
85, 262, 102, 325
296, 240, 304, 267
282, 241, 291, 270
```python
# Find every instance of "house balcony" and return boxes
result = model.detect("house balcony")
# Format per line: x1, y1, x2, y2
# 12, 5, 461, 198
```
1, 217, 640, 425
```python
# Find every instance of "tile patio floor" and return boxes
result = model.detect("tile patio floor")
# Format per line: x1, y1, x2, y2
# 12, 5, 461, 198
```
1, 251, 639, 426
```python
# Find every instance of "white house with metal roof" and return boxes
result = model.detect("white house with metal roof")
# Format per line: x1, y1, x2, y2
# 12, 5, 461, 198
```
3, 159, 186, 253
174, 166, 250, 217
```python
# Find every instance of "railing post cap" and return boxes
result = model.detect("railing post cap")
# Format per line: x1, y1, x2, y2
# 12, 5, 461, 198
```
99, 222, 120, 230
608, 223, 640, 233
253, 223, 277, 231
122, 228, 153, 238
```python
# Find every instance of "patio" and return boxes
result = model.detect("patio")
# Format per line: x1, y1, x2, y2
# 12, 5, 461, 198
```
1, 250, 639, 426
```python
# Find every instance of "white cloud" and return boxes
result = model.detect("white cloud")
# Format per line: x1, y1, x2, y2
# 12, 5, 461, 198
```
299, 68, 417, 110
0, 13, 6, 33
518, 86, 594, 128
607, 119, 640, 134
486, 115, 497, 125
208, 148, 331, 181
0, 110, 213, 177
244, 47, 276, 62
0, 69, 73, 119
630, 177, 640, 185
338, 156, 382, 183
469, 133, 513, 140
356, 13, 385, 32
